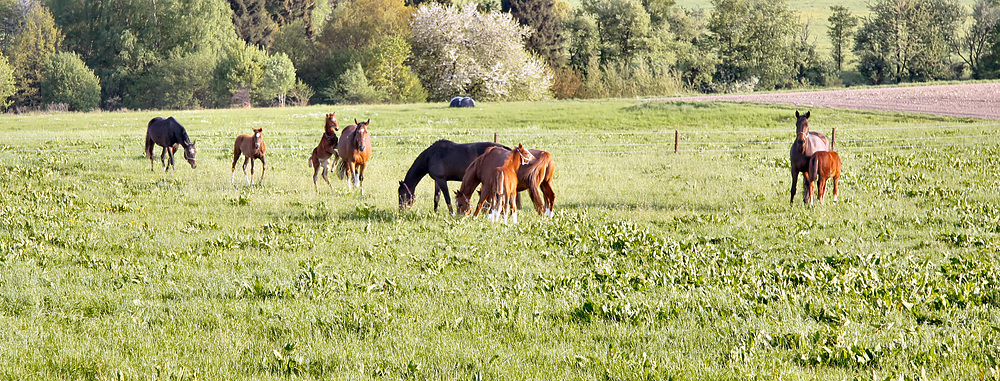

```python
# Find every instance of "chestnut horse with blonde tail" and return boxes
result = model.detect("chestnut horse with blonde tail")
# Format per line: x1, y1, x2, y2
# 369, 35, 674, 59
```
336, 119, 372, 193
308, 113, 340, 190
519, 149, 556, 217
806, 151, 841, 204
231, 127, 266, 185
790, 111, 830, 204
454, 144, 534, 223
454, 148, 556, 218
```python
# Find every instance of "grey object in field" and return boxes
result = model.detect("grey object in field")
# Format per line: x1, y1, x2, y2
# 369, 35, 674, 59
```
450, 97, 476, 107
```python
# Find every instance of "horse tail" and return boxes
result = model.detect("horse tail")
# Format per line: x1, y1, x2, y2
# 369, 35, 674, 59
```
335, 157, 348, 179
808, 153, 820, 184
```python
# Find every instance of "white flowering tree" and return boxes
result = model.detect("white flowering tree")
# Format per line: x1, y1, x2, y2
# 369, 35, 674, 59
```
410, 3, 552, 102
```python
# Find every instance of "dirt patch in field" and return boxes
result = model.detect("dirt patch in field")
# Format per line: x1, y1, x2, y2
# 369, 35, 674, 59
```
653, 82, 1000, 120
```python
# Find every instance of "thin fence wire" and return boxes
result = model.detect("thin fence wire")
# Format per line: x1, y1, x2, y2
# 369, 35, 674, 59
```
1, 122, 997, 141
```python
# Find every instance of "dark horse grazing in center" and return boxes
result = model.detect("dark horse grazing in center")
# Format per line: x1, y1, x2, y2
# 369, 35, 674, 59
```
145, 117, 196, 171
790, 111, 830, 204
397, 140, 509, 213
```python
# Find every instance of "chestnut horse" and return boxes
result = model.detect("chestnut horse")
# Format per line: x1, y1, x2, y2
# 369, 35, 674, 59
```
454, 145, 534, 223
397, 140, 509, 213
454, 147, 555, 217
308, 113, 340, 190
806, 151, 841, 204
790, 111, 830, 204
519, 149, 556, 217
145, 117, 196, 171
231, 127, 266, 185
335, 119, 372, 192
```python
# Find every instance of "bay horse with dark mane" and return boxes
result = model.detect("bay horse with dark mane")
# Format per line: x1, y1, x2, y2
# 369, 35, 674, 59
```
308, 113, 340, 190
145, 117, 196, 171
231, 127, 266, 185
790, 111, 830, 204
454, 144, 534, 223
398, 140, 509, 213
336, 119, 372, 192
806, 151, 841, 204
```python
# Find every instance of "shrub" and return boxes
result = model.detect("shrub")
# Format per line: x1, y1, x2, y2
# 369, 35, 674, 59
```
40, 52, 100, 111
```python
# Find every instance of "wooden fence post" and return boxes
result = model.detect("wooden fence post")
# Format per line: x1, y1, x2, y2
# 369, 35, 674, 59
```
494, 132, 498, 143
831, 128, 836, 150
674, 130, 679, 154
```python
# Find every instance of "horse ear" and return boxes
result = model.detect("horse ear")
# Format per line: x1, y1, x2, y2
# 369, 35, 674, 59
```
805, 111, 810, 119
795, 111, 800, 118
355, 118, 359, 125
366, 119, 370, 125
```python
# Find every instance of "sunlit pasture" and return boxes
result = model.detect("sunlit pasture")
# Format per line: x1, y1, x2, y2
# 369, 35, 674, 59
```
1, 100, 999, 380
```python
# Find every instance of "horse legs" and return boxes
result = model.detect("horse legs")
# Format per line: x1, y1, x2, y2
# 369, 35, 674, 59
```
357, 162, 365, 194
258, 156, 267, 184
435, 178, 454, 215
321, 159, 332, 189
789, 169, 799, 205
817, 175, 828, 203
242, 156, 251, 185
231, 148, 241, 184
310, 155, 320, 190
540, 180, 556, 217
832, 174, 839, 202
166, 145, 176, 172
802, 172, 811, 204
433, 182, 442, 212
145, 138, 156, 171
160, 146, 170, 171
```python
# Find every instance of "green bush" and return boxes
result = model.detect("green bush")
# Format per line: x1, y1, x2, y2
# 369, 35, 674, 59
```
40, 52, 101, 111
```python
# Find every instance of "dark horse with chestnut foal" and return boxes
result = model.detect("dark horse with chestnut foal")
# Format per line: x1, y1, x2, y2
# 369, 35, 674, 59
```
790, 111, 842, 205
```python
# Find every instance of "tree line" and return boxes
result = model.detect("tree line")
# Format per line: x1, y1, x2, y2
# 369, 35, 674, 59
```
0, 0, 998, 112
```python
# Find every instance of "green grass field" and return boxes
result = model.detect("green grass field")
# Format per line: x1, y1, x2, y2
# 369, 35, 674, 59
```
2, 100, 1000, 380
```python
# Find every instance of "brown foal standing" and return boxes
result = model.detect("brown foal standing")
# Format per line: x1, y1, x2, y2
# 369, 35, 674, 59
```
806, 151, 841, 204
308, 113, 340, 190
231, 127, 267, 185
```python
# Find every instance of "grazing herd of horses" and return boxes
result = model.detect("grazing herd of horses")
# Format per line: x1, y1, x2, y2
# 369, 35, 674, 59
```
142, 109, 839, 222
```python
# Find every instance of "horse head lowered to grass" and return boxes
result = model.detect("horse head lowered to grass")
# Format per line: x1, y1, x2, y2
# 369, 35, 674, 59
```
145, 117, 196, 171
455, 144, 534, 223
397, 140, 509, 212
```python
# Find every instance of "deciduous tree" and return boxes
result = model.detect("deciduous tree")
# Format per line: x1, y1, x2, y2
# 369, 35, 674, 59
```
410, 3, 551, 101
40, 51, 100, 111
827, 5, 858, 71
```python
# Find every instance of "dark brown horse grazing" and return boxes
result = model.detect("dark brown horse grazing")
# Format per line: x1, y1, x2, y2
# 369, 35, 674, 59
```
790, 111, 830, 204
145, 117, 196, 171
308, 113, 340, 190
454, 144, 534, 223
231, 127, 266, 185
806, 151, 841, 204
335, 119, 372, 193
397, 140, 509, 213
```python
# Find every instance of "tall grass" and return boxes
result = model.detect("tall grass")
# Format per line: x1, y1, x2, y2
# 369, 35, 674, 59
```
1, 101, 999, 379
